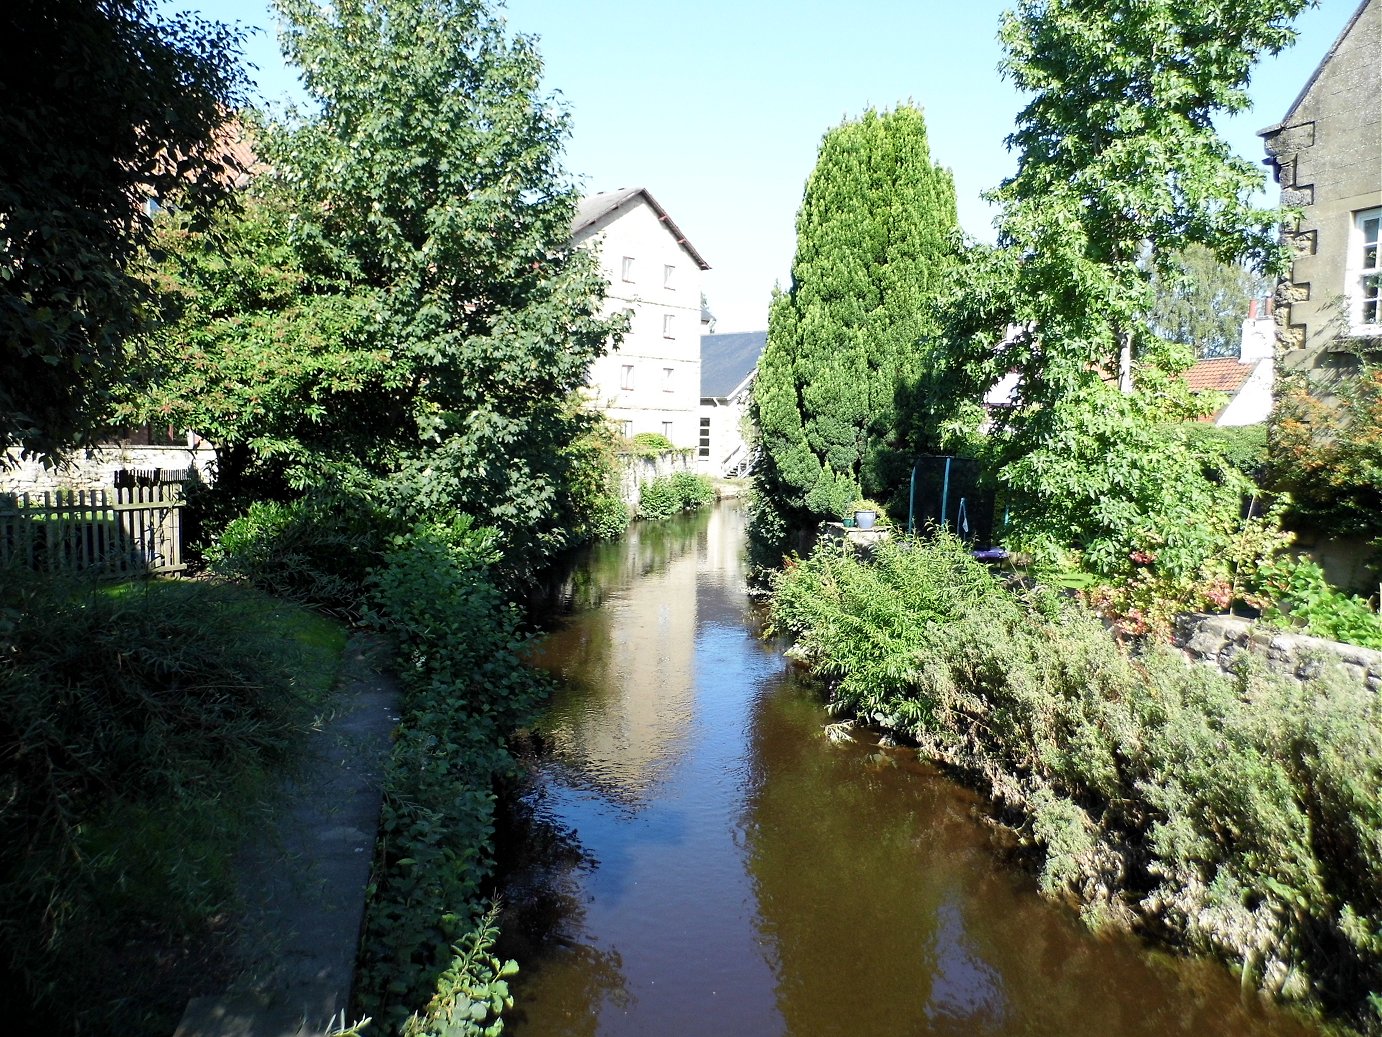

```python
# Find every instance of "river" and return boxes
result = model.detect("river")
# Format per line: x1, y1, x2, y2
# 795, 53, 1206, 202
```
497, 500, 1318, 1037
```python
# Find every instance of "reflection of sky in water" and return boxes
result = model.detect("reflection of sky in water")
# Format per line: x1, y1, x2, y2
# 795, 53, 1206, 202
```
924, 898, 1009, 1029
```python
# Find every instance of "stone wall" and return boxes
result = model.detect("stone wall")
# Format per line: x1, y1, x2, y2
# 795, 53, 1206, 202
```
1175, 612, 1382, 693
1, 444, 216, 495
617, 450, 693, 506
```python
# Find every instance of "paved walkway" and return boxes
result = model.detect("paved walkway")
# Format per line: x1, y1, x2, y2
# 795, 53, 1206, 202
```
175, 634, 400, 1037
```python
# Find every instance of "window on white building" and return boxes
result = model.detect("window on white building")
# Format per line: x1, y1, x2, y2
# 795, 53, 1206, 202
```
662, 421, 674, 439
663, 367, 674, 391
663, 314, 675, 338
698, 416, 711, 458
1354, 207, 1381, 334
620, 420, 632, 437
621, 256, 635, 282
620, 364, 635, 390
664, 264, 675, 289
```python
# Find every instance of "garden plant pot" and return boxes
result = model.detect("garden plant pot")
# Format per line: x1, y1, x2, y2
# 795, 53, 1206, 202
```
854, 510, 877, 530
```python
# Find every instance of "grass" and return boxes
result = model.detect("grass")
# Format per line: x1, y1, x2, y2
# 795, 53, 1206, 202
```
0, 568, 348, 1036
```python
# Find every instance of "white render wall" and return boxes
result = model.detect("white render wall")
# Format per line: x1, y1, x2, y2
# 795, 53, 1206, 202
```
576, 199, 703, 449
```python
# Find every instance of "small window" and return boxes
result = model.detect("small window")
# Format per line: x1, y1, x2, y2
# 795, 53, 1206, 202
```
663, 314, 675, 339
620, 364, 635, 391
621, 256, 635, 282
662, 421, 674, 439
664, 264, 676, 290
698, 416, 711, 458
663, 367, 674, 392
620, 420, 632, 437
1355, 208, 1381, 331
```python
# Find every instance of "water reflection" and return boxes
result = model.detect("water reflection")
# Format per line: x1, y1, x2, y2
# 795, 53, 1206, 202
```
500, 502, 1320, 1037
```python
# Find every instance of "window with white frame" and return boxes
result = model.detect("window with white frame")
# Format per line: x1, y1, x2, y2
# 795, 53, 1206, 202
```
662, 421, 673, 439
621, 256, 635, 282
664, 264, 676, 289
620, 364, 635, 391
663, 314, 674, 338
620, 419, 632, 437
698, 416, 711, 458
663, 367, 674, 392
1354, 207, 1381, 334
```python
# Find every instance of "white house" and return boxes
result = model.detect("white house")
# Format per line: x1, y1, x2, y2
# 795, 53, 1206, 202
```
1182, 302, 1276, 426
572, 188, 710, 449
698, 331, 766, 478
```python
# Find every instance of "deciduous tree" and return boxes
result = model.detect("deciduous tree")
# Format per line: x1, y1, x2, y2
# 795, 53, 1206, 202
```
0, 0, 247, 460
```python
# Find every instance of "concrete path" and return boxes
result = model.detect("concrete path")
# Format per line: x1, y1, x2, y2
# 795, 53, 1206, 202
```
175, 633, 400, 1037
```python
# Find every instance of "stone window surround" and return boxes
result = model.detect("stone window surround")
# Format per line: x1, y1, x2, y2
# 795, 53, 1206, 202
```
1350, 205, 1381, 336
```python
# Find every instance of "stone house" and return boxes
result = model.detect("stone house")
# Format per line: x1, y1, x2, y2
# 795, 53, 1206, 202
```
1260, 0, 1381, 374
571, 188, 710, 449
698, 331, 766, 478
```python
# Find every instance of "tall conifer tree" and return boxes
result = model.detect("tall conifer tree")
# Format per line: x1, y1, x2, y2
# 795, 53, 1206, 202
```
752, 105, 958, 530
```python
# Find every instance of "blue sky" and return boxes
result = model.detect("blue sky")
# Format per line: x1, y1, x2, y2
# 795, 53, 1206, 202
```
190, 1, 1359, 332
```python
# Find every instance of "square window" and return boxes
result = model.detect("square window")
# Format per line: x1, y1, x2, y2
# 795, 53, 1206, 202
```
620, 364, 635, 391
621, 256, 634, 282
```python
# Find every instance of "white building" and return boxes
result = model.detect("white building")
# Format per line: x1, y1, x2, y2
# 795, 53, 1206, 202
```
698, 331, 766, 478
572, 188, 710, 449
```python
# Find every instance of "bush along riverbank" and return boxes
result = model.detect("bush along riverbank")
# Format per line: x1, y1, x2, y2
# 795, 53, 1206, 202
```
767, 533, 1382, 1034
356, 517, 549, 1036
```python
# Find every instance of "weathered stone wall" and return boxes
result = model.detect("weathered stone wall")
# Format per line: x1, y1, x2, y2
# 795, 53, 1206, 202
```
1, 444, 216, 495
1175, 612, 1382, 693
617, 450, 693, 505
1260, 0, 1382, 373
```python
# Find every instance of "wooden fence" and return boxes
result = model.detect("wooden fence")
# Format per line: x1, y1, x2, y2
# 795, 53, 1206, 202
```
0, 484, 186, 577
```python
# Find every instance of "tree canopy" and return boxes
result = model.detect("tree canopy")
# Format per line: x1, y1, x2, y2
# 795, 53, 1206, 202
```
937, 0, 1309, 580
126, 0, 620, 569
1149, 244, 1267, 359
0, 0, 248, 461
752, 105, 959, 527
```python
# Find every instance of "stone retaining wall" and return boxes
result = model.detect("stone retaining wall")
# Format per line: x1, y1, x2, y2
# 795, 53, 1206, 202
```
1175, 612, 1382, 693
2, 444, 216, 494
618, 450, 693, 505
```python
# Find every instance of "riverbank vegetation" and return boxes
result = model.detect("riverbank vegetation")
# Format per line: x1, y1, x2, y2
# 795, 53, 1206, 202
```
0, 566, 347, 1034
768, 535, 1382, 1031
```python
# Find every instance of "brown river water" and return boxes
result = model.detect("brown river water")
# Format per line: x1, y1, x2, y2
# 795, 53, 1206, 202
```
496, 500, 1321, 1037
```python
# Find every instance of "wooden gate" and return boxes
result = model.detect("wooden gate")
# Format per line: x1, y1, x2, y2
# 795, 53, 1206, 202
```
0, 484, 186, 577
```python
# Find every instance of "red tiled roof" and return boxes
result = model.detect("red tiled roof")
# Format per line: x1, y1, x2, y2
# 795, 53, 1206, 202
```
1183, 358, 1253, 393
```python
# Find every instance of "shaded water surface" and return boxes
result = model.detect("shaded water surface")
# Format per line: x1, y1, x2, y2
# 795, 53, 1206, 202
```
499, 501, 1319, 1037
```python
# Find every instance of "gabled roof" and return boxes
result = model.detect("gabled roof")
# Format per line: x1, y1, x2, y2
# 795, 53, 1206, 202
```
572, 187, 710, 271
701, 331, 767, 398
1259, 0, 1374, 136
1183, 358, 1254, 394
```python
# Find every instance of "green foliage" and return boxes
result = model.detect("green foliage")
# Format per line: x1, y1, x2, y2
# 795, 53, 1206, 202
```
1149, 244, 1267, 359
209, 491, 400, 618
360, 519, 545, 1034
0, 0, 249, 461
628, 431, 676, 456
0, 569, 344, 1032
1270, 366, 1382, 540
127, 0, 621, 575
636, 472, 715, 521
931, 0, 1309, 604
1261, 556, 1382, 650
769, 534, 1382, 1026
752, 104, 959, 533
1172, 421, 1269, 482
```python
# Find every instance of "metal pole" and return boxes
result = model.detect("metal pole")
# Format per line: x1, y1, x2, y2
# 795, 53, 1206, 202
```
939, 456, 952, 531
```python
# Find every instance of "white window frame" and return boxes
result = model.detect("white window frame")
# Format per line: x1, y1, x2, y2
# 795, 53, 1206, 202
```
619, 419, 633, 437
662, 366, 674, 392
698, 416, 711, 458
1351, 207, 1381, 337
620, 364, 635, 391
621, 256, 635, 283
663, 314, 675, 339
664, 263, 676, 290
662, 421, 674, 439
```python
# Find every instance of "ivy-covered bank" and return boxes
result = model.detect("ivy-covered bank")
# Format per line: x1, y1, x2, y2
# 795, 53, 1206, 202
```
768, 534, 1382, 1034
